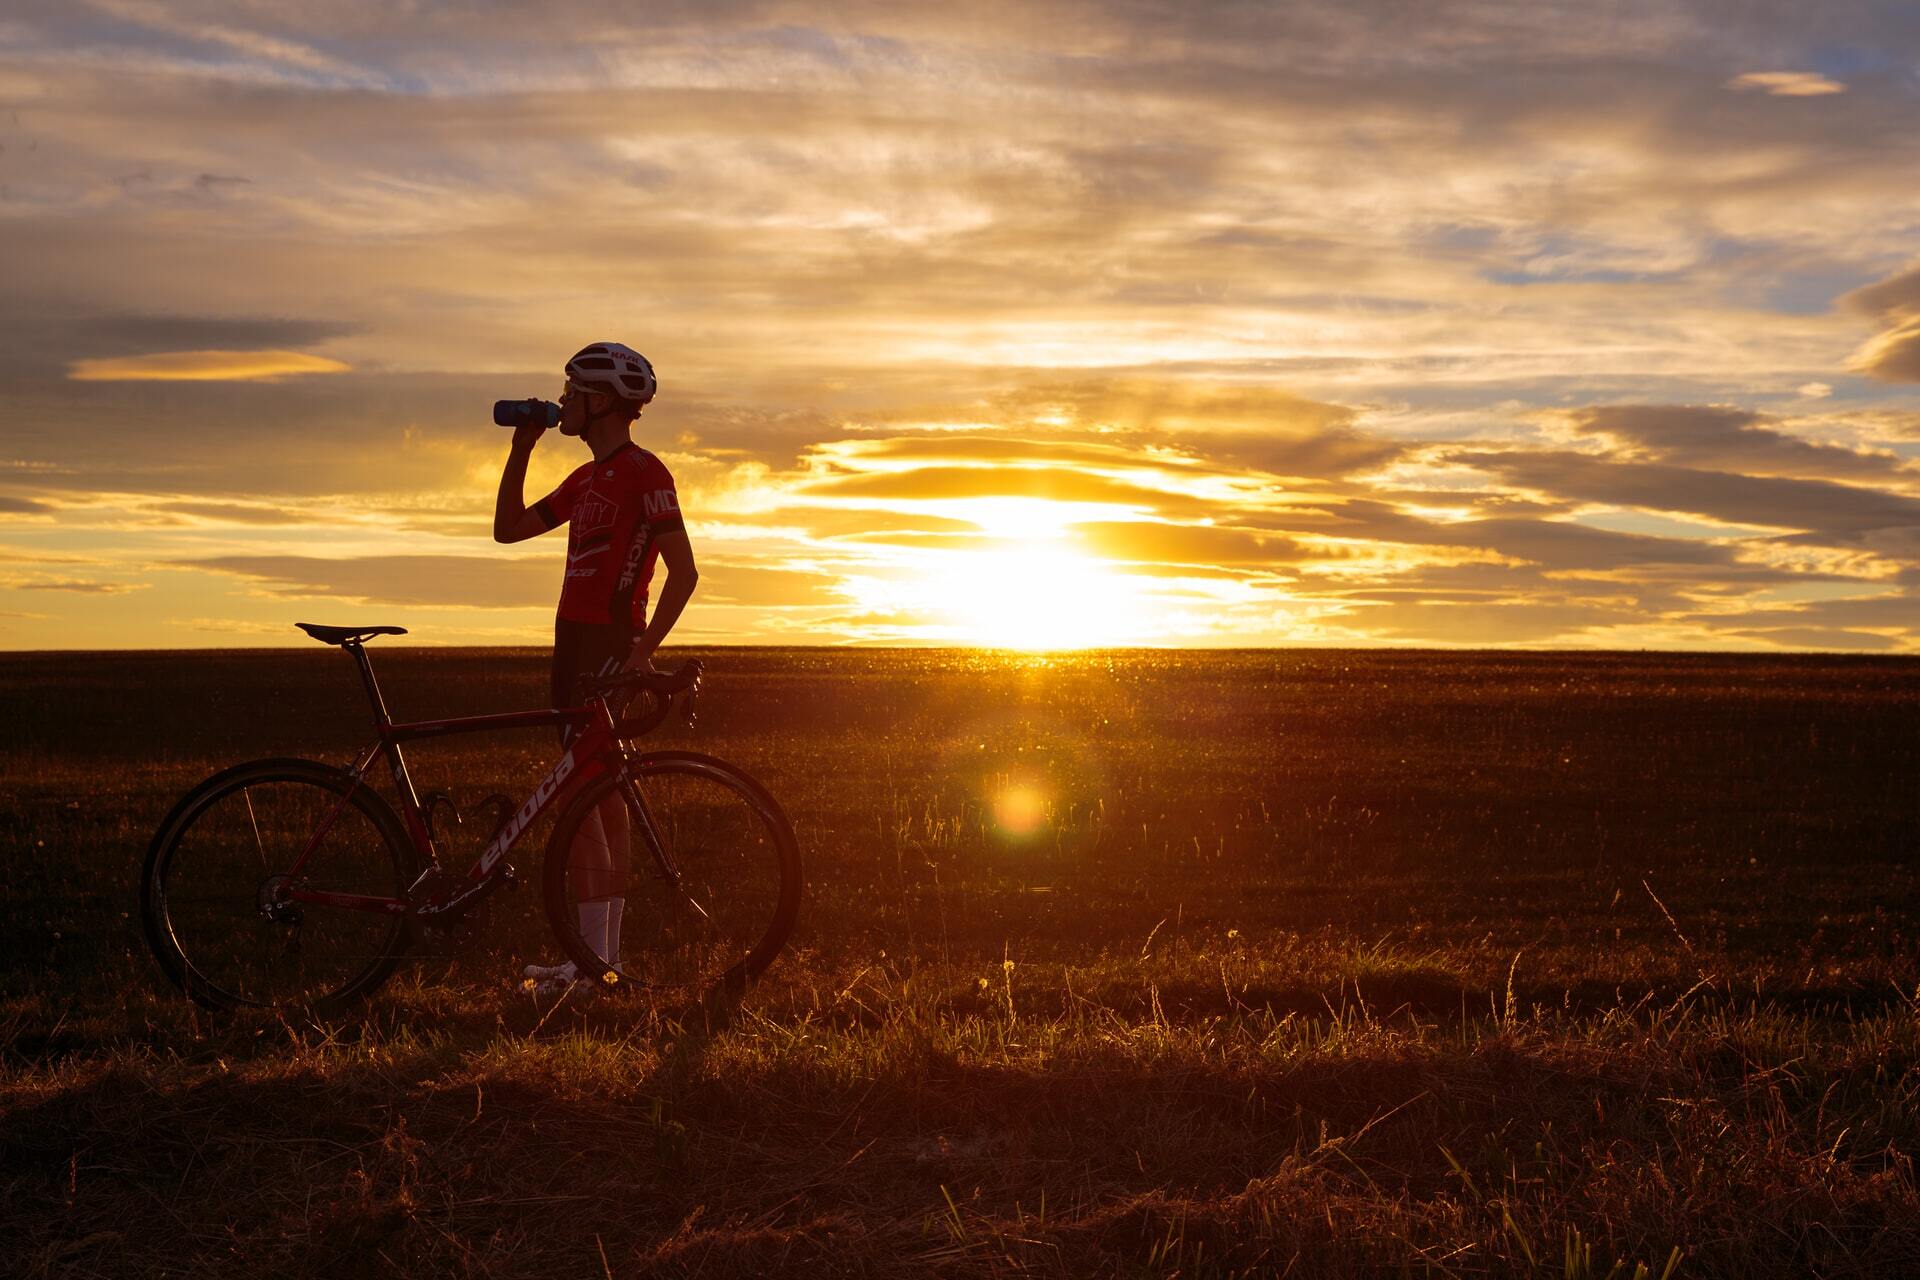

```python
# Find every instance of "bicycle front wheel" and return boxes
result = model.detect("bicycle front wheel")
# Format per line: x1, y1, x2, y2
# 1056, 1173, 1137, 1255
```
141, 758, 417, 1013
543, 751, 802, 999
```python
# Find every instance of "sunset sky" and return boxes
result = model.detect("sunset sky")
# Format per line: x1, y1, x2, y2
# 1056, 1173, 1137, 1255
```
4, 2, 1920, 650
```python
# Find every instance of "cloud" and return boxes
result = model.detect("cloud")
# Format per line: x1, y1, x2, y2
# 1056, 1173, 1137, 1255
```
1726, 626, 1898, 650
752, 507, 984, 541
71, 0, 389, 88
1389, 603, 1637, 644
1250, 497, 1737, 572
14, 579, 147, 594
808, 425, 1396, 492
1852, 526, 1920, 562
820, 383, 1400, 483
0, 549, 94, 566
85, 313, 362, 353
1842, 266, 1920, 320
1707, 592, 1920, 632
815, 435, 1180, 472
1450, 450, 1920, 539
1567, 404, 1910, 479
1435, 516, 1736, 571
801, 464, 1196, 511
188, 554, 557, 609
0, 495, 51, 514
1847, 322, 1920, 382
693, 560, 848, 606
1075, 520, 1304, 568
0, 371, 535, 498
1842, 265, 1920, 382
68, 350, 353, 382
1198, 429, 1404, 481
152, 501, 313, 525
1725, 71, 1846, 97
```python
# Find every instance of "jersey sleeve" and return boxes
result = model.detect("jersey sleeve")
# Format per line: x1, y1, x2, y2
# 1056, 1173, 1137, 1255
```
530, 469, 580, 531
639, 461, 684, 535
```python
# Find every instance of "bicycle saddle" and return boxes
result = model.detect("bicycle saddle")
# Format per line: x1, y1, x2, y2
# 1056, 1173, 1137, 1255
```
295, 622, 409, 645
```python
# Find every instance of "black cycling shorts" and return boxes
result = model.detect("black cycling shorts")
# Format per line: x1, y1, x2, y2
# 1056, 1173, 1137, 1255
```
551, 619, 630, 744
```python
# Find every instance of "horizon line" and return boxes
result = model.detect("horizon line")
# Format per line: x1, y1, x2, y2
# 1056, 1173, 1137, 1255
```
3, 643, 1915, 660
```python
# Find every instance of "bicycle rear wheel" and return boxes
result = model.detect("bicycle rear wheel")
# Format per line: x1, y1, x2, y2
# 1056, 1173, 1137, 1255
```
543, 751, 802, 999
141, 758, 417, 1013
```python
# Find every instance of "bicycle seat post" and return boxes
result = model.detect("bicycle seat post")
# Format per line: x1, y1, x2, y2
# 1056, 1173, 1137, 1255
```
341, 639, 436, 865
344, 641, 394, 730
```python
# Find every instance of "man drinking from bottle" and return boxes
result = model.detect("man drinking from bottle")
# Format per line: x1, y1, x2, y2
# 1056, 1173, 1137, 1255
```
492, 342, 698, 996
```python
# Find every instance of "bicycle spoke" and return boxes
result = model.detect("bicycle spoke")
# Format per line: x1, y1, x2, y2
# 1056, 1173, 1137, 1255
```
670, 882, 714, 923
243, 786, 266, 871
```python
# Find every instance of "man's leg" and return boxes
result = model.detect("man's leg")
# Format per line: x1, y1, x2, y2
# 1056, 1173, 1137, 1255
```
599, 791, 630, 963
567, 791, 631, 965
557, 626, 632, 971
531, 623, 592, 984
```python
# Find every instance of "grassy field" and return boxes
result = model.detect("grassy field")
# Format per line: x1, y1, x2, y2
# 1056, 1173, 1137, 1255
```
3, 646, 1919, 1277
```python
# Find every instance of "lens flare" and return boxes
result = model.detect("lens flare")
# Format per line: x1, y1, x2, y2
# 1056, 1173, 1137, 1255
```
992, 781, 1049, 837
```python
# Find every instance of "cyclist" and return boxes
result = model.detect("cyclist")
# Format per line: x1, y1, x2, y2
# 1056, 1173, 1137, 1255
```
492, 342, 698, 995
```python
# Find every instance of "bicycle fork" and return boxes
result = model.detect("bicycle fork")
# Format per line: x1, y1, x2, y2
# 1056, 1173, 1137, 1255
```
617, 766, 711, 924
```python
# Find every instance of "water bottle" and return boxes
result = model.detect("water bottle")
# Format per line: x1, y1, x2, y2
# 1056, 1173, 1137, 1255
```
493, 398, 561, 429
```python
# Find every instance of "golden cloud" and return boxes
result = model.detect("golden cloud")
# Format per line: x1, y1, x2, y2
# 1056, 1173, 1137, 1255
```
1074, 520, 1303, 567
68, 350, 352, 382
1724, 71, 1846, 97
803, 464, 1175, 508
1847, 319, 1920, 383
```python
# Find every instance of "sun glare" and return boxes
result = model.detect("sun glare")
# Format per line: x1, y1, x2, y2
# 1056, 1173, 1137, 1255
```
933, 546, 1148, 649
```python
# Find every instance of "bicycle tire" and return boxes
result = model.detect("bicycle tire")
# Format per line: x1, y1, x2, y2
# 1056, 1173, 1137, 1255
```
141, 757, 419, 1014
542, 751, 802, 999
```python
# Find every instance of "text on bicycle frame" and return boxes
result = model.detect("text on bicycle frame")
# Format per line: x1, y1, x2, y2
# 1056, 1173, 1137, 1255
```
478, 749, 577, 874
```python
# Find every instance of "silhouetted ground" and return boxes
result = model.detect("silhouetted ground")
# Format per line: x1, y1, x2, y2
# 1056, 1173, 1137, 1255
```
3, 647, 1918, 1277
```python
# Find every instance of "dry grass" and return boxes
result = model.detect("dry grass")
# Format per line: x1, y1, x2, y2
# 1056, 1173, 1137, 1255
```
3, 647, 1919, 1276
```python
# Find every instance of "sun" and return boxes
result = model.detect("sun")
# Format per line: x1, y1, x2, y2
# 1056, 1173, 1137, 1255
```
830, 498, 1157, 647
932, 545, 1148, 649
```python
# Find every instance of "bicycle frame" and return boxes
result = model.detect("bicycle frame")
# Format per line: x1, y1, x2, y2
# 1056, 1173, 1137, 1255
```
279, 641, 627, 922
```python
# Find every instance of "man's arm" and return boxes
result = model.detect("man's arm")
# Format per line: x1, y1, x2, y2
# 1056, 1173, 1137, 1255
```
628, 531, 699, 667
493, 423, 552, 543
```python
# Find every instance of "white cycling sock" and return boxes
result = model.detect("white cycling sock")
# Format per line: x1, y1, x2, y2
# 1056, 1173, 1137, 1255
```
606, 896, 624, 967
578, 901, 610, 963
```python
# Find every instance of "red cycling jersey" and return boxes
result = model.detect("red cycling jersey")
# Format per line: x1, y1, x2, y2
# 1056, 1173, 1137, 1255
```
531, 442, 683, 631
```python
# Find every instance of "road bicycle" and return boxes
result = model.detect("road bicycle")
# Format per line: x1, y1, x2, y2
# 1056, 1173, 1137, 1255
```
139, 623, 802, 1014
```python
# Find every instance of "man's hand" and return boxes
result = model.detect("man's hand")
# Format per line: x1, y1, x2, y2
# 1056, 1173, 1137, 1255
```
511, 417, 548, 451
623, 644, 662, 677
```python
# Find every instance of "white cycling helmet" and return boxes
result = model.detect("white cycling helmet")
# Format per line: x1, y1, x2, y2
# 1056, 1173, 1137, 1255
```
565, 342, 657, 404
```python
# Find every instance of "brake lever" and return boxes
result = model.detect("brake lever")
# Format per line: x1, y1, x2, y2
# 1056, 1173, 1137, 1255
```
588, 661, 702, 735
